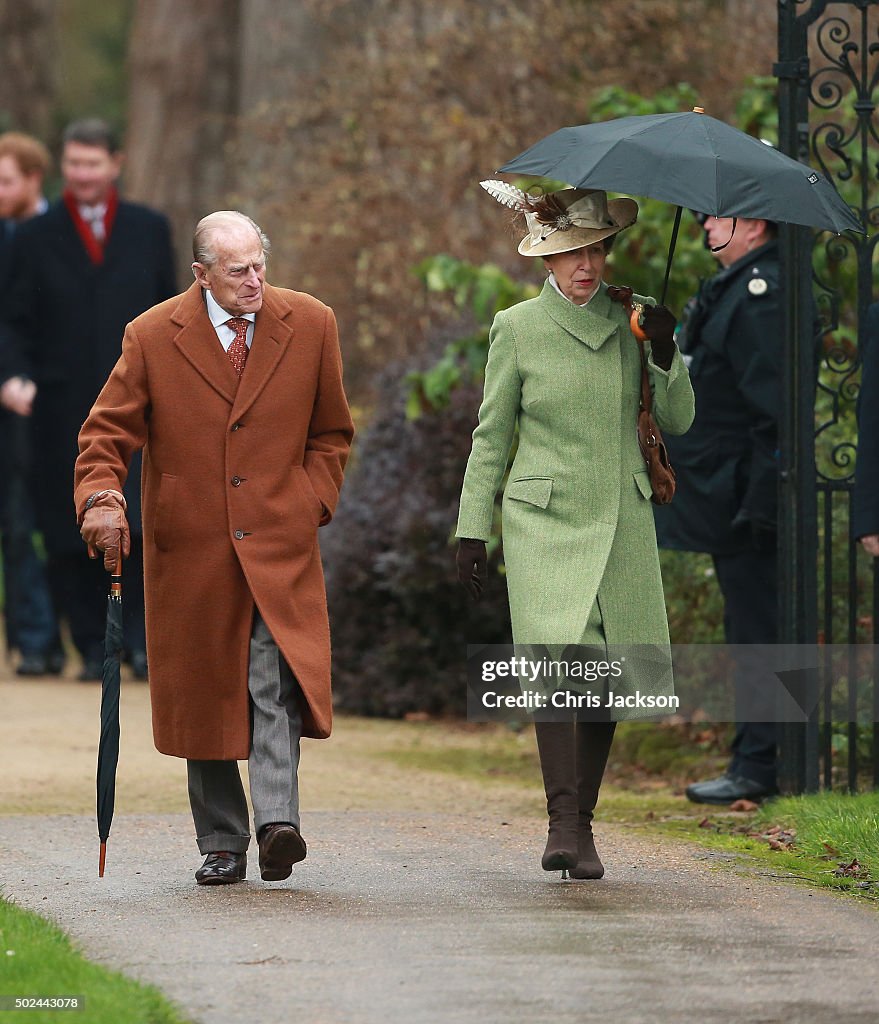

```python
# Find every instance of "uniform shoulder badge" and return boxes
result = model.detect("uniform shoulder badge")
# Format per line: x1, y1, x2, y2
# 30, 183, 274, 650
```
748, 271, 768, 296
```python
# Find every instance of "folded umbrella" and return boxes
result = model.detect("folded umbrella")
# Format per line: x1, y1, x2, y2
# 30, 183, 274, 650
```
97, 559, 123, 877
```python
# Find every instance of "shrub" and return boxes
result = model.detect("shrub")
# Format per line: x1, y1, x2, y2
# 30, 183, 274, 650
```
323, 342, 511, 717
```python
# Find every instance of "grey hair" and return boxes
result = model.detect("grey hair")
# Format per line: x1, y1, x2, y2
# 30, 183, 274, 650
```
192, 211, 271, 267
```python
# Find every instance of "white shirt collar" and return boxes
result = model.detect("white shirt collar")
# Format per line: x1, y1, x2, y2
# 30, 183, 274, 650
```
547, 272, 601, 308
79, 201, 107, 219
205, 289, 257, 327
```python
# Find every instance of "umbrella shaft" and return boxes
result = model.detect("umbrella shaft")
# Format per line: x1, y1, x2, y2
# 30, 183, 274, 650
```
660, 206, 682, 307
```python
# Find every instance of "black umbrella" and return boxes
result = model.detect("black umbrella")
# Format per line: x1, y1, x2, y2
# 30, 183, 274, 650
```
97, 559, 123, 877
499, 107, 863, 302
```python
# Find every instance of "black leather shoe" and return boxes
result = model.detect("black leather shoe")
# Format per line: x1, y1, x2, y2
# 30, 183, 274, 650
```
195, 851, 247, 885
257, 823, 307, 881
685, 773, 777, 805
78, 658, 103, 682
16, 653, 51, 677
131, 650, 148, 681
17, 650, 65, 676
46, 649, 66, 675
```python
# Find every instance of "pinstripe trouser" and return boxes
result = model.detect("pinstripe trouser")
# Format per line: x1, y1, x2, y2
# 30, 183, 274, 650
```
186, 609, 302, 855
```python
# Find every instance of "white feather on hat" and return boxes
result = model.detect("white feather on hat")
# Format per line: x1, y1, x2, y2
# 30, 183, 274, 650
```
479, 181, 638, 257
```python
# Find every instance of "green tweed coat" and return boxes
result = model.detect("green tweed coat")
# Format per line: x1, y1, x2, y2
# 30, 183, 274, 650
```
457, 280, 695, 710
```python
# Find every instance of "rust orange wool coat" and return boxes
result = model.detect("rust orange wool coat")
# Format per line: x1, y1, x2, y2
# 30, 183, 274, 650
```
74, 281, 354, 759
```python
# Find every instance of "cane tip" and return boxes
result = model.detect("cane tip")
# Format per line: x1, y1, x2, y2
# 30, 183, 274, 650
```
99, 842, 106, 878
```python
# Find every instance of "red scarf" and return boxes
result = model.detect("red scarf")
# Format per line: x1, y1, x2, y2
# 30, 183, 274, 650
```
63, 187, 119, 265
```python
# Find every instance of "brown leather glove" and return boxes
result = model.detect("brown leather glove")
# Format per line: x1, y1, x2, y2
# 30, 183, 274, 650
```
456, 538, 487, 602
640, 304, 678, 370
80, 490, 130, 572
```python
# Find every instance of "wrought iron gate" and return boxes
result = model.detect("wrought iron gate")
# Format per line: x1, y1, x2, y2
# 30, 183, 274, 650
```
776, 0, 879, 792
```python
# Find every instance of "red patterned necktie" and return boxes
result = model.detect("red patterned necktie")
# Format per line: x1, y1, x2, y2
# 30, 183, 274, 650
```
226, 318, 250, 377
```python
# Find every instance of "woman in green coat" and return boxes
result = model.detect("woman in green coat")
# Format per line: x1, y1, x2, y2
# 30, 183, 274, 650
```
456, 185, 694, 879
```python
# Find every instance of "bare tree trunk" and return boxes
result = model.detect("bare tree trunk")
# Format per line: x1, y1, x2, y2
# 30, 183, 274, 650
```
124, 0, 242, 279
231, 0, 334, 226
0, 0, 58, 138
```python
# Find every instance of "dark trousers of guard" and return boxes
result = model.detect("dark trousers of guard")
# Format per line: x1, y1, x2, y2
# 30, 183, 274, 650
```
0, 411, 60, 661
712, 546, 778, 790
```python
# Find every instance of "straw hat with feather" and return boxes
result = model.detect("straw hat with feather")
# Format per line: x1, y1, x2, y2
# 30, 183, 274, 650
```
480, 180, 638, 257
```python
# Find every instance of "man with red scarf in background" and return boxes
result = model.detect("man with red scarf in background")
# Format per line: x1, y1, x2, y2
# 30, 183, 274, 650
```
0, 119, 176, 680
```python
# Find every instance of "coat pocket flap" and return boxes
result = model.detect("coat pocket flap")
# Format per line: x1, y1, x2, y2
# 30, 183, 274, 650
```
633, 469, 653, 500
507, 476, 553, 508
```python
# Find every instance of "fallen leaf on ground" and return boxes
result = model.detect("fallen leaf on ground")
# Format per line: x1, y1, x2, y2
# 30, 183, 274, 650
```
833, 858, 861, 877
729, 799, 759, 812
750, 826, 796, 850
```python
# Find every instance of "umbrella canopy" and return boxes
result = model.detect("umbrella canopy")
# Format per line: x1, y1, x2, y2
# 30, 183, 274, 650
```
499, 110, 862, 235
97, 563, 123, 877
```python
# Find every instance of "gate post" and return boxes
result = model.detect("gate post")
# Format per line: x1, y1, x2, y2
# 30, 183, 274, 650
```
775, 0, 825, 793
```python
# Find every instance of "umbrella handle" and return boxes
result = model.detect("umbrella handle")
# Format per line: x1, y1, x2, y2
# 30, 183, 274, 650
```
630, 304, 649, 342
110, 557, 122, 600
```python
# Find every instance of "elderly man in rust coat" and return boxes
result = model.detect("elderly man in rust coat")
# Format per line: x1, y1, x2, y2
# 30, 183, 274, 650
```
75, 211, 354, 885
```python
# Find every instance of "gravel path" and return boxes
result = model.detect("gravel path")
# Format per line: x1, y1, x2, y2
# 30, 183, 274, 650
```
2, 810, 878, 1024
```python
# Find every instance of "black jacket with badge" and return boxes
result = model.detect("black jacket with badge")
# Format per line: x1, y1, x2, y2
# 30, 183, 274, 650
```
653, 241, 781, 554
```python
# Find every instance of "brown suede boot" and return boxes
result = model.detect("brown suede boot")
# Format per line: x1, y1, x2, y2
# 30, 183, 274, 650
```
534, 721, 579, 874
570, 721, 616, 880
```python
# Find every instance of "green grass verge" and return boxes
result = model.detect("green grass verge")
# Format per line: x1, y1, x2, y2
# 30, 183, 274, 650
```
608, 790, 879, 902
759, 790, 879, 863
655, 795, 878, 901
0, 896, 192, 1024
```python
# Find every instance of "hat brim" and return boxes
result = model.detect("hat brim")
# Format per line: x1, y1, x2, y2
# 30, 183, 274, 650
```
517, 197, 639, 257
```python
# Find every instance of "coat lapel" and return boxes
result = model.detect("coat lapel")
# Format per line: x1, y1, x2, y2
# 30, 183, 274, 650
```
229, 284, 294, 422
540, 279, 619, 351
100, 201, 131, 267
172, 283, 238, 404
52, 203, 99, 273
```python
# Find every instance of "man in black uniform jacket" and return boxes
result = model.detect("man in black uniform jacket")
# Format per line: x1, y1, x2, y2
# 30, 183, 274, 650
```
654, 215, 781, 804
0, 119, 176, 679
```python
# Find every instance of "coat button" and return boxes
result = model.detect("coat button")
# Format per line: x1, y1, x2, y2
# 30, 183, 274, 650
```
234, 530, 244, 540
231, 422, 241, 431
231, 476, 241, 487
